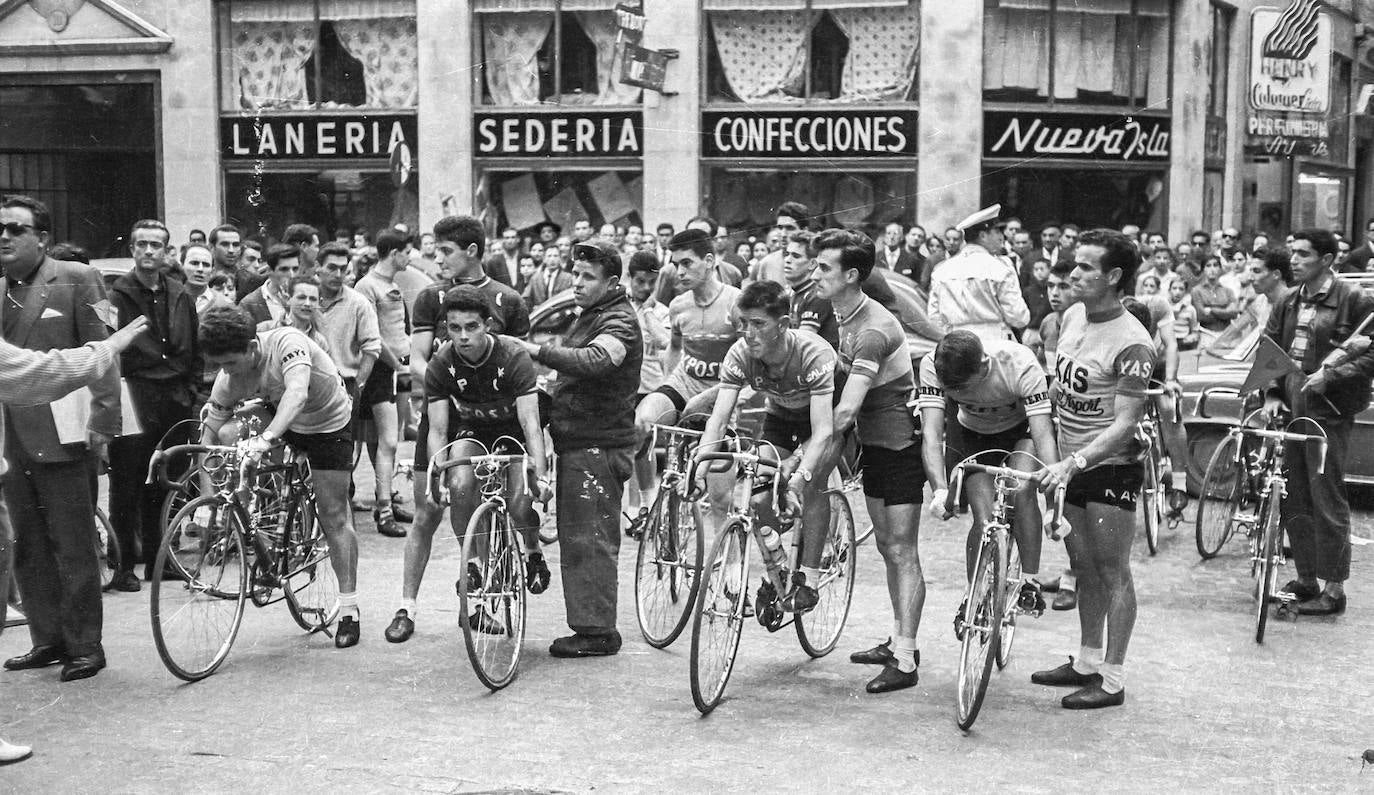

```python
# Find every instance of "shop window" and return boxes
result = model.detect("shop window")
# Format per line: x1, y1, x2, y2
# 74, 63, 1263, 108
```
482, 170, 642, 235
476, 1, 642, 106
225, 169, 419, 245
222, 0, 418, 111
983, 0, 1170, 109
1326, 56, 1352, 164
982, 167, 1167, 233
1207, 3, 1233, 118
704, 1, 920, 104
705, 168, 916, 241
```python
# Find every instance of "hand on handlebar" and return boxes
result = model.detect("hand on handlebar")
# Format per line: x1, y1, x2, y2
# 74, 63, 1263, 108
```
1260, 395, 1287, 423
1163, 379, 1182, 397
1032, 459, 1077, 493
242, 434, 275, 457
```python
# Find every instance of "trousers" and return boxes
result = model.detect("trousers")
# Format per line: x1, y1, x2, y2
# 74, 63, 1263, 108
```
1280, 413, 1352, 583
108, 381, 193, 575
555, 446, 633, 635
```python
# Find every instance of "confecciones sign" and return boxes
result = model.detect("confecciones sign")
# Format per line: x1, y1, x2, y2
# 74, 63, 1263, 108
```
474, 111, 644, 157
222, 114, 417, 160
983, 112, 1171, 163
700, 110, 918, 158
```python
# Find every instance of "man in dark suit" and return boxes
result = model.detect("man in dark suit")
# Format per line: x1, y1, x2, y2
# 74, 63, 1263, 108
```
484, 228, 525, 291
0, 195, 121, 682
523, 245, 574, 308
107, 219, 199, 590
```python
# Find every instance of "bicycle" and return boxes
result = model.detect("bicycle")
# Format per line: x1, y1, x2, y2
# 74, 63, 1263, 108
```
94, 507, 119, 591
428, 438, 537, 691
948, 452, 1065, 731
630, 421, 706, 649
1136, 385, 1188, 555
146, 439, 339, 681
684, 441, 856, 715
1194, 387, 1328, 643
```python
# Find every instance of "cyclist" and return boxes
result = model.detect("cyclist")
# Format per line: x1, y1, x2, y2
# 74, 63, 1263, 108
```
631, 228, 741, 531
385, 287, 550, 643
1031, 229, 1154, 710
812, 229, 926, 694
782, 231, 838, 348
198, 306, 363, 649
697, 281, 835, 612
918, 330, 1057, 617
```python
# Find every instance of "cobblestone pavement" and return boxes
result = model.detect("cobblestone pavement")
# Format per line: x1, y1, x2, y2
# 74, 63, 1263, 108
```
3, 460, 1373, 792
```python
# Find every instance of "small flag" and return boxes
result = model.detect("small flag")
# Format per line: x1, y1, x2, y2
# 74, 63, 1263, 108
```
1240, 334, 1301, 393
89, 299, 117, 329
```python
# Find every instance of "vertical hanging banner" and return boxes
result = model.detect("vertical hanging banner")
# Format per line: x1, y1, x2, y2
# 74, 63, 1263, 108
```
1245, 0, 1332, 157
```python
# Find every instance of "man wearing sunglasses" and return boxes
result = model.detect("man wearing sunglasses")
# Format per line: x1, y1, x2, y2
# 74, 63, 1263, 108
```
0, 195, 123, 682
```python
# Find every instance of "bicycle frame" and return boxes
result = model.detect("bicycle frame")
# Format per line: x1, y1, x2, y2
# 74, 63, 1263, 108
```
951, 456, 1067, 567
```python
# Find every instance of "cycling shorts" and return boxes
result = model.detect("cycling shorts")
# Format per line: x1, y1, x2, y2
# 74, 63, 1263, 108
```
1065, 463, 1143, 512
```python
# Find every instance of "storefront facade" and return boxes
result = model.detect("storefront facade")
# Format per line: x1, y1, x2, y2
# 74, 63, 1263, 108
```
0, 0, 1368, 254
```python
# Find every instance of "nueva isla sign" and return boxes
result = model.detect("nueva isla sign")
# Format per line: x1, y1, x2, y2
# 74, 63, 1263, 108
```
1246, 0, 1332, 157
982, 112, 1170, 163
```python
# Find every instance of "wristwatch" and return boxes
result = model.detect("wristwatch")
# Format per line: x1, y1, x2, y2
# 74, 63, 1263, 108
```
261, 430, 278, 444
1069, 452, 1088, 471
795, 468, 813, 483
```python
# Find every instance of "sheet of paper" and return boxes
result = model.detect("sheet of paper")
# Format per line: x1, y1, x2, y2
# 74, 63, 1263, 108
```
51, 382, 142, 444
587, 172, 635, 224
500, 174, 546, 231
542, 187, 589, 232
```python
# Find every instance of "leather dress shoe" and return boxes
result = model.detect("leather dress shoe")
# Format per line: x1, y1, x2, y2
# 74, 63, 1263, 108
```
335, 615, 361, 648
865, 663, 919, 694
1031, 660, 1102, 688
1280, 580, 1321, 602
60, 652, 106, 682
1052, 588, 1077, 611
384, 610, 415, 643
1296, 592, 1347, 616
107, 570, 141, 593
1062, 682, 1125, 710
549, 630, 622, 658
850, 639, 894, 665
4, 646, 65, 671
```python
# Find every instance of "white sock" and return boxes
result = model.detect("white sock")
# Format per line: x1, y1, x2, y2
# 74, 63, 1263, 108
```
1061, 571, 1077, 592
1072, 646, 1104, 675
338, 591, 359, 618
400, 598, 416, 618
892, 635, 918, 673
1099, 663, 1125, 693
801, 566, 821, 588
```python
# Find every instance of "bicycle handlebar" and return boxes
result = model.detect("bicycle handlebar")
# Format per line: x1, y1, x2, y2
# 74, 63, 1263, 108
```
684, 449, 783, 503
950, 460, 1068, 536
1195, 386, 1241, 419
147, 443, 219, 490
427, 453, 535, 506
1232, 426, 1330, 475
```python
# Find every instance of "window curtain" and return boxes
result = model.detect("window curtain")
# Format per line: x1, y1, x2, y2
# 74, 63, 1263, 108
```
827, 3, 919, 101
982, 9, 1050, 96
709, 10, 818, 102
230, 21, 318, 110
573, 11, 643, 105
331, 18, 420, 108
481, 12, 554, 105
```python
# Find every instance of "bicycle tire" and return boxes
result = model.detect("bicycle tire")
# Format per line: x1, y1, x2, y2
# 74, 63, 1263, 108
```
796, 492, 856, 657
94, 507, 120, 591
1142, 446, 1162, 556
635, 488, 703, 648
995, 530, 1019, 670
1195, 433, 1248, 560
159, 471, 195, 542
150, 496, 248, 682
1255, 494, 1281, 645
283, 494, 339, 634
956, 532, 1003, 731
689, 522, 750, 715
459, 501, 526, 691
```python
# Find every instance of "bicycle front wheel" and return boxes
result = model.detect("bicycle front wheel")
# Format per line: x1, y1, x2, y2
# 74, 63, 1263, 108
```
1254, 494, 1281, 644
956, 533, 1004, 731
94, 507, 119, 591
689, 522, 750, 715
995, 531, 1020, 670
635, 489, 703, 648
150, 497, 248, 682
1195, 433, 1249, 560
1142, 448, 1163, 556
459, 501, 527, 691
796, 492, 856, 657
283, 494, 340, 634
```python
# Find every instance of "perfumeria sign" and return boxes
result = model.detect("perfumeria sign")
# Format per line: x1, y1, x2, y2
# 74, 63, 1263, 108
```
1250, 0, 1331, 113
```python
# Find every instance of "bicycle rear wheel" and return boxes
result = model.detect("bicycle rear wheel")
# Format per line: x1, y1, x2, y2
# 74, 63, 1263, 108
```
1142, 448, 1163, 556
635, 488, 703, 648
1195, 434, 1249, 560
956, 533, 1004, 731
459, 501, 527, 691
995, 531, 1019, 670
94, 507, 119, 591
796, 492, 856, 657
283, 494, 339, 633
690, 522, 750, 715
1254, 494, 1281, 644
150, 497, 248, 682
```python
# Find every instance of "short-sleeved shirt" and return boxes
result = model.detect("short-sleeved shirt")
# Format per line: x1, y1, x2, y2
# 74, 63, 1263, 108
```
1135, 293, 1177, 358
1052, 303, 1155, 464
836, 296, 916, 450
668, 283, 741, 391
209, 327, 352, 434
354, 271, 410, 362
412, 276, 531, 342
424, 334, 537, 426
719, 330, 835, 422
917, 338, 1051, 435
789, 280, 839, 350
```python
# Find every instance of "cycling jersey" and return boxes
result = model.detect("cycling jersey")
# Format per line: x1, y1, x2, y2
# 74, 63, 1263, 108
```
916, 338, 1050, 435
412, 276, 531, 340
789, 280, 839, 349
665, 283, 741, 396
208, 327, 352, 434
836, 296, 916, 450
719, 330, 835, 422
424, 335, 537, 426
1052, 303, 1154, 464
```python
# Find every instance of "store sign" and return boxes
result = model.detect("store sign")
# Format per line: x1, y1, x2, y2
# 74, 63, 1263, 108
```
700, 110, 917, 158
474, 111, 643, 158
1249, 1, 1330, 114
983, 112, 1170, 163
222, 114, 417, 160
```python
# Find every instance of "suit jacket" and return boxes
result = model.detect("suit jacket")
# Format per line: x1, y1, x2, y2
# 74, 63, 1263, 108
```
484, 252, 524, 292
0, 256, 121, 462
1343, 243, 1373, 274
523, 268, 574, 308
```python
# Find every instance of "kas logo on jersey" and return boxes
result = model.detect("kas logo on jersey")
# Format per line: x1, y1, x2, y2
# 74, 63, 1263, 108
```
1053, 355, 1103, 417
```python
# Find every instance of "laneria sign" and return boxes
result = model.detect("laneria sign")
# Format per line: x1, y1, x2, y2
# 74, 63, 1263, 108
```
983, 112, 1170, 163
1246, 0, 1332, 157
474, 111, 643, 158
700, 110, 918, 158
222, 114, 416, 160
